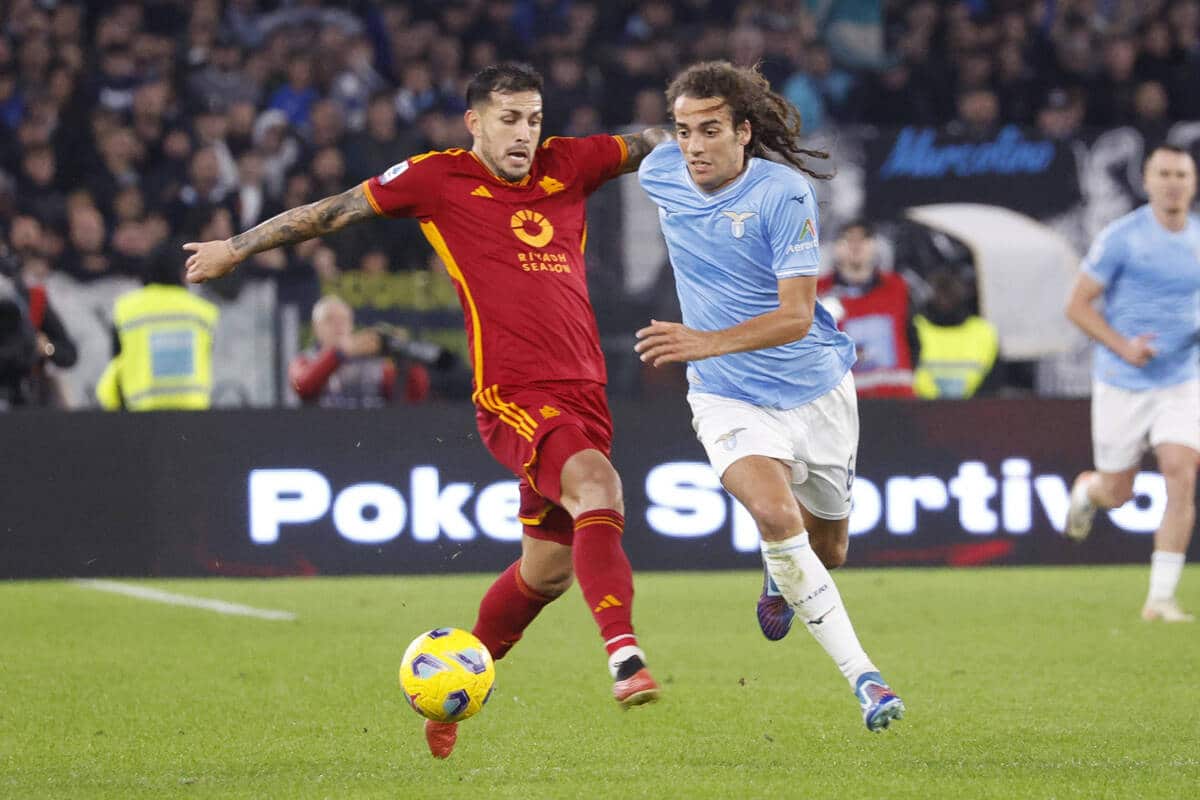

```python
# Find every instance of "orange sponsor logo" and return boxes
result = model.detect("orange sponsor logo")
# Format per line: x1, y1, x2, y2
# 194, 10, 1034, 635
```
511, 209, 554, 248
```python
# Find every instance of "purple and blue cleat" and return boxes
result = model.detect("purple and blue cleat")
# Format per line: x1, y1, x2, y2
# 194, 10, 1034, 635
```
855, 671, 905, 732
756, 567, 795, 641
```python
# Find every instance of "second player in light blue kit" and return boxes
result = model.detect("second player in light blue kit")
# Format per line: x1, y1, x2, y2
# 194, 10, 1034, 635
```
1065, 144, 1200, 623
634, 61, 904, 731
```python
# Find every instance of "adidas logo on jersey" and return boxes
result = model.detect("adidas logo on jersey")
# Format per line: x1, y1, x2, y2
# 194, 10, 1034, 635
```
470, 185, 493, 199
539, 175, 565, 196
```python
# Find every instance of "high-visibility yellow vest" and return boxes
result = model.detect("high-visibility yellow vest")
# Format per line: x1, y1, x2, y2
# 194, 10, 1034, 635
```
96, 285, 219, 411
912, 315, 999, 399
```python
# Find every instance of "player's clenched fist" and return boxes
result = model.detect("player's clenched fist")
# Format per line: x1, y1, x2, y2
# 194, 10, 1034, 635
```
182, 240, 241, 284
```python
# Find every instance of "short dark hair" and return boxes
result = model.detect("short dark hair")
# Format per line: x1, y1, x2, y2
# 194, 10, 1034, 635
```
1144, 144, 1192, 167
465, 62, 543, 108
839, 219, 874, 238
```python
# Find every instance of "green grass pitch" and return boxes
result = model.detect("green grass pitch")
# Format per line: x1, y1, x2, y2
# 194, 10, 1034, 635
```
2, 567, 1198, 799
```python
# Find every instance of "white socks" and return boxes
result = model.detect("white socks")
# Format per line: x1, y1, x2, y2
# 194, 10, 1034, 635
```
761, 532, 876, 687
1148, 550, 1186, 602
607, 644, 645, 679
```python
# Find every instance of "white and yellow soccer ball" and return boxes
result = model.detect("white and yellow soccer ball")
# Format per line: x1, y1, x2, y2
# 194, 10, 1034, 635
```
399, 628, 496, 723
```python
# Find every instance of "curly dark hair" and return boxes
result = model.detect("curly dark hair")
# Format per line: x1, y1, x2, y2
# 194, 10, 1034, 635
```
666, 61, 830, 180
465, 62, 544, 108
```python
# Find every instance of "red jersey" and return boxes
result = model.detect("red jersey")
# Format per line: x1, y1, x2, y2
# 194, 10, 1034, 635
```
363, 135, 628, 397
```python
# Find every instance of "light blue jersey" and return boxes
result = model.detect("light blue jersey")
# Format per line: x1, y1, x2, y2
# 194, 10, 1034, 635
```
638, 143, 855, 409
1082, 205, 1200, 390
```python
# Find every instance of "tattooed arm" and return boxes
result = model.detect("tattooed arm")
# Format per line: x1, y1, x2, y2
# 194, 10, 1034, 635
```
617, 128, 672, 174
183, 183, 378, 284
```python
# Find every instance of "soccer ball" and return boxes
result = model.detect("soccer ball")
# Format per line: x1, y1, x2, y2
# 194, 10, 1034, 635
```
399, 627, 495, 723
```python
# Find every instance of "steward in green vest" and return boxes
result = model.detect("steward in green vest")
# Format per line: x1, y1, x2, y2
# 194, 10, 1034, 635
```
96, 256, 219, 411
912, 270, 999, 399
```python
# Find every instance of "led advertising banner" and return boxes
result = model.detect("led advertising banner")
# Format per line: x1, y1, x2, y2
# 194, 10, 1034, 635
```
1, 399, 1193, 579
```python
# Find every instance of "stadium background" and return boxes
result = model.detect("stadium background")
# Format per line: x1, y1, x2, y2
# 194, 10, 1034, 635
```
1, 1, 1198, 571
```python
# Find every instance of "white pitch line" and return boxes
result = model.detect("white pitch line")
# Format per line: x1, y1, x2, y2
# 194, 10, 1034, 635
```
74, 579, 297, 621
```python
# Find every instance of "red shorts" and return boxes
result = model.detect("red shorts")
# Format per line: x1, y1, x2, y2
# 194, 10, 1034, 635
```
474, 381, 613, 546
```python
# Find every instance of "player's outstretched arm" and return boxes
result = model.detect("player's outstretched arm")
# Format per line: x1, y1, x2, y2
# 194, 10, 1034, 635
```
182, 183, 378, 284
617, 128, 672, 174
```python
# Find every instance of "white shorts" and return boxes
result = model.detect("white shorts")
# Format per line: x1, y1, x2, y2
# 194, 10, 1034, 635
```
688, 371, 859, 520
1091, 378, 1200, 472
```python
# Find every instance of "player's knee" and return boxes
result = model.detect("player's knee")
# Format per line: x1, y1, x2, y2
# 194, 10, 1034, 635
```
560, 457, 623, 514
521, 551, 574, 599
1100, 475, 1135, 506
812, 537, 848, 569
527, 566, 573, 599
748, 499, 805, 541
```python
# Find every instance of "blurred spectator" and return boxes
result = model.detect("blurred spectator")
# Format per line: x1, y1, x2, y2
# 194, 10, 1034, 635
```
87, 127, 144, 223
289, 295, 452, 408
948, 88, 1001, 139
994, 40, 1040, 125
171, 147, 229, 227
16, 143, 66, 228
229, 151, 272, 231
343, 91, 408, 180
252, 109, 300, 198
329, 35, 387, 132
61, 204, 114, 281
191, 102, 239, 192
307, 99, 346, 151
817, 222, 917, 398
1136, 18, 1175, 86
1088, 34, 1140, 126
268, 56, 318, 128
782, 42, 855, 135
1133, 80, 1171, 143
188, 33, 259, 112
1036, 86, 1086, 141
0, 66, 22, 131
912, 270, 999, 399
92, 45, 140, 114
394, 61, 442, 125
543, 54, 600, 135
96, 253, 218, 411
0, 242, 77, 409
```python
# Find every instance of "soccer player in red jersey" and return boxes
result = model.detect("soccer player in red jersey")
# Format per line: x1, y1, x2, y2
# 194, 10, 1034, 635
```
182, 63, 670, 758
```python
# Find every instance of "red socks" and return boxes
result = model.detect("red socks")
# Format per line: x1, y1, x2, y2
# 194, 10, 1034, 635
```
471, 560, 553, 660
572, 509, 638, 655
472, 510, 639, 662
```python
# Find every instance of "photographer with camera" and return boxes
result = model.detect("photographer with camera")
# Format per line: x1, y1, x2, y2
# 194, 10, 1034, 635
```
0, 242, 78, 409
289, 294, 459, 408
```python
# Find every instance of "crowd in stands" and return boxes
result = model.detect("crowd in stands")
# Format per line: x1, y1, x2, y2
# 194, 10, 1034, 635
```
0, 0, 1197, 408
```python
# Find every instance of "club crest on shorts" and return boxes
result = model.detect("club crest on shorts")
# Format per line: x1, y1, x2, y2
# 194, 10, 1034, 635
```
721, 211, 757, 239
714, 427, 747, 451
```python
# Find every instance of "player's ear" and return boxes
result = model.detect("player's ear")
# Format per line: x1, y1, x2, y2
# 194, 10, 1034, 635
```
736, 119, 751, 147
464, 108, 481, 138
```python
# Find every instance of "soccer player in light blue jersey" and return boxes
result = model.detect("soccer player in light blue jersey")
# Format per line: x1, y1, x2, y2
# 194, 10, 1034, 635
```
1065, 145, 1200, 623
634, 62, 904, 731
